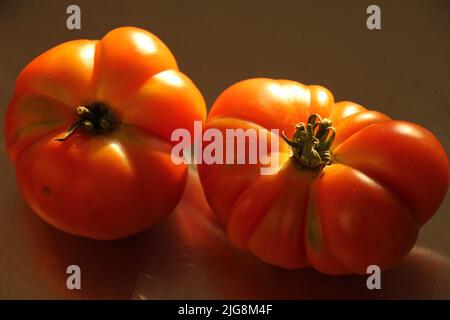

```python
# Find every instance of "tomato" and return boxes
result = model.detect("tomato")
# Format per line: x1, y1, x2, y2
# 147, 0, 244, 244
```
4, 27, 206, 240
197, 78, 449, 274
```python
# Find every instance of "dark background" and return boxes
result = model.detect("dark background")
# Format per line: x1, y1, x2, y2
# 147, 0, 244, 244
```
0, 0, 449, 299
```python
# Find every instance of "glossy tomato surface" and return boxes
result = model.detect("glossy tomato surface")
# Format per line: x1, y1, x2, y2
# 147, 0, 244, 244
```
4, 27, 206, 240
197, 78, 449, 274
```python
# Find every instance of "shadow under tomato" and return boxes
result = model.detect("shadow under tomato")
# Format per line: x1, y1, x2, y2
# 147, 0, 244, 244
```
19, 166, 450, 299
133, 167, 450, 299
21, 205, 149, 299
18, 165, 225, 299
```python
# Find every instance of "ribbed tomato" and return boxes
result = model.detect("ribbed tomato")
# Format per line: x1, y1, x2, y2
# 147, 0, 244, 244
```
4, 27, 206, 239
197, 78, 448, 274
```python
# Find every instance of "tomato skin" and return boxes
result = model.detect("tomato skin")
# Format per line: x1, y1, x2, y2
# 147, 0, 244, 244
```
309, 164, 419, 274
198, 78, 449, 274
5, 27, 206, 239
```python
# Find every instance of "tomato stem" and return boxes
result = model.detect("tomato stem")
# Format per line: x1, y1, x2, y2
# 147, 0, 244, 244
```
55, 102, 120, 141
282, 114, 335, 170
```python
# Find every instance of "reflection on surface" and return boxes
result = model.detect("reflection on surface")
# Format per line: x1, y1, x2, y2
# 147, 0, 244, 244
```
7, 166, 450, 299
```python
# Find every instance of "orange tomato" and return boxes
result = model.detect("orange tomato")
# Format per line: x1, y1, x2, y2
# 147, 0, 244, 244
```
197, 78, 449, 274
4, 27, 206, 240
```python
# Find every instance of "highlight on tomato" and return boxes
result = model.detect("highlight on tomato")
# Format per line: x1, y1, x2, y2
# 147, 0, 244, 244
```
4, 26, 206, 240
197, 78, 449, 275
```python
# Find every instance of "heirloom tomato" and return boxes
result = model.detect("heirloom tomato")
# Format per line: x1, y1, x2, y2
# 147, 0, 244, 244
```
5, 27, 206, 239
197, 78, 449, 274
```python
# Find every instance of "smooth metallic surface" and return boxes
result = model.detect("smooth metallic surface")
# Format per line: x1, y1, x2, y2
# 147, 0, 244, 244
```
0, 0, 449, 299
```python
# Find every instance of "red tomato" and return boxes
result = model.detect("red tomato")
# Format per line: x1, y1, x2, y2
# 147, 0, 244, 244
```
4, 27, 206, 240
197, 78, 449, 274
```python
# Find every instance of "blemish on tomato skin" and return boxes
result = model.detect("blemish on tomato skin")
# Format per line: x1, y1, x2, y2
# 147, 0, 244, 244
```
42, 186, 50, 195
